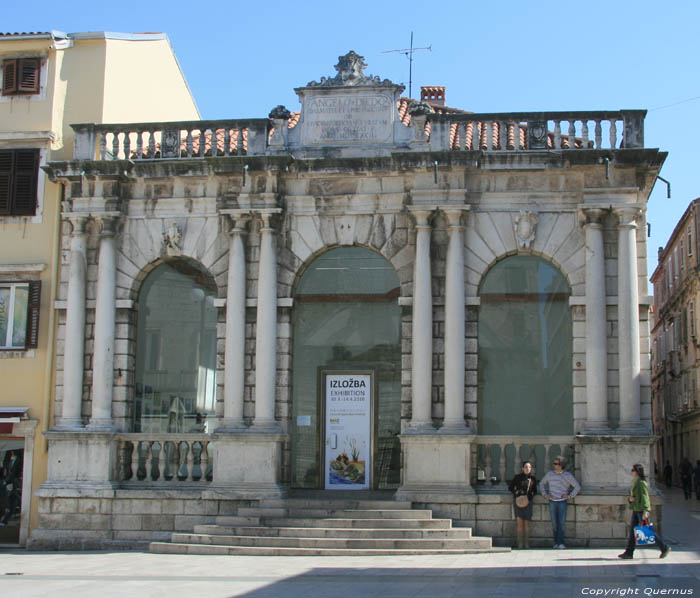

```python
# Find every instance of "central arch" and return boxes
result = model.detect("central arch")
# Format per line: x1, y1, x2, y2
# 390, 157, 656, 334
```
478, 255, 573, 435
290, 247, 402, 490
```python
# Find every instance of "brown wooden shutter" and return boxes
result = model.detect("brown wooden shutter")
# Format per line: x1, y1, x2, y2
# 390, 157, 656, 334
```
25, 280, 41, 349
12, 149, 39, 215
18, 58, 40, 94
2, 59, 17, 95
0, 151, 11, 214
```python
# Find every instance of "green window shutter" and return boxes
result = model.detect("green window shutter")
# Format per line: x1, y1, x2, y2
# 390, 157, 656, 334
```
25, 281, 41, 349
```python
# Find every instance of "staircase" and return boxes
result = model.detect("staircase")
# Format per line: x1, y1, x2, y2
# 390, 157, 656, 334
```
149, 498, 506, 556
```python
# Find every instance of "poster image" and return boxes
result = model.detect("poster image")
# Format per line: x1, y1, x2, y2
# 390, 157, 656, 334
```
324, 372, 371, 490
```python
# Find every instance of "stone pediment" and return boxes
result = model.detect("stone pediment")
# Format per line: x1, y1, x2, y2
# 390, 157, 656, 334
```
292, 52, 409, 153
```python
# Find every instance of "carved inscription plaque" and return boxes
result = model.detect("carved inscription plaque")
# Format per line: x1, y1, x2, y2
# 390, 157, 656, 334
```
302, 93, 394, 145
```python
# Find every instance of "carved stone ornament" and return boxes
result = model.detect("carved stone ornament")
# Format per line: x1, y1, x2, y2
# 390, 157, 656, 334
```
162, 129, 180, 158
306, 51, 395, 87
527, 120, 548, 150
408, 101, 434, 116
269, 105, 291, 120
163, 223, 182, 256
514, 211, 538, 250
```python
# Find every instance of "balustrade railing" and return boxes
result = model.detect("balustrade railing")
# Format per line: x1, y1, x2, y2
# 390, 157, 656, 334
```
71, 110, 645, 161
72, 119, 269, 161
427, 110, 645, 152
116, 434, 213, 485
471, 436, 577, 489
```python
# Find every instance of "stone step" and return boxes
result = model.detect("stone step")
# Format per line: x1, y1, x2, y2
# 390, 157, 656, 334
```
169, 533, 491, 551
150, 542, 508, 557
210, 516, 260, 527
236, 507, 432, 519
193, 525, 472, 539
255, 517, 453, 529
260, 498, 413, 510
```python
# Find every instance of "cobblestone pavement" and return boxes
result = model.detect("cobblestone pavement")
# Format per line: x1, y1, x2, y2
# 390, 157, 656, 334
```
1, 488, 698, 598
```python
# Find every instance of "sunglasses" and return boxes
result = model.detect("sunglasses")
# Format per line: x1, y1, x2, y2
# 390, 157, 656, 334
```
553, 461, 561, 465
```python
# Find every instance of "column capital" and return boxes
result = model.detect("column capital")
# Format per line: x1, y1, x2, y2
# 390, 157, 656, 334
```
407, 205, 438, 228
64, 213, 89, 236
441, 205, 470, 229
613, 205, 643, 228
92, 212, 122, 237
220, 208, 253, 234
253, 208, 283, 231
579, 207, 606, 227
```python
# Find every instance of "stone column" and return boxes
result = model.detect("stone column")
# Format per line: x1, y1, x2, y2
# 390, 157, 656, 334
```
442, 207, 468, 430
582, 208, 609, 431
56, 215, 89, 429
219, 215, 249, 430
616, 206, 643, 432
253, 212, 279, 429
409, 208, 434, 430
89, 215, 119, 430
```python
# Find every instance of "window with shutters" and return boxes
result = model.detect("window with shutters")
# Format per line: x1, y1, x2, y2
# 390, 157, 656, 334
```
0, 281, 40, 350
0, 149, 40, 216
2, 58, 41, 96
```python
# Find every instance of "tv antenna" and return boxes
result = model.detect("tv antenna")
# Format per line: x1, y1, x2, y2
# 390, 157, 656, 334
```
383, 32, 431, 99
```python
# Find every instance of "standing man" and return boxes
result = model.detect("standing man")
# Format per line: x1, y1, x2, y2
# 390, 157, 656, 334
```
539, 455, 581, 549
693, 460, 700, 500
680, 457, 693, 500
663, 461, 673, 488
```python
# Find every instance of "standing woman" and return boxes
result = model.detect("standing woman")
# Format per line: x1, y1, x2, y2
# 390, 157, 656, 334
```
618, 463, 671, 559
508, 461, 537, 549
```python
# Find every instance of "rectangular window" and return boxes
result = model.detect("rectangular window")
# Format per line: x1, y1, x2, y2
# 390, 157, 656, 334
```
681, 240, 685, 270
0, 281, 40, 349
2, 58, 40, 95
691, 302, 696, 337
689, 225, 693, 256
0, 149, 40, 216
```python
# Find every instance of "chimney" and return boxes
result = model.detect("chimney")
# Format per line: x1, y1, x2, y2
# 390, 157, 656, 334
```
421, 86, 445, 106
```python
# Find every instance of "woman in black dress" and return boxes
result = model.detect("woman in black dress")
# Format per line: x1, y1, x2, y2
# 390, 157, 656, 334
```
508, 461, 537, 549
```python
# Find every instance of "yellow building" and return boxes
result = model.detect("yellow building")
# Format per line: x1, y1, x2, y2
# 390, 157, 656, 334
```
0, 30, 199, 545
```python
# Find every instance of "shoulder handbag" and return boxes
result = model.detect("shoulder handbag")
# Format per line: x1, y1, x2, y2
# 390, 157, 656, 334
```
515, 477, 532, 508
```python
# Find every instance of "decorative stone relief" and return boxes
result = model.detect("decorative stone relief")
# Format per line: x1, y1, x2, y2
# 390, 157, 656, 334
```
162, 223, 182, 256
161, 129, 180, 158
306, 51, 395, 87
514, 211, 538, 250
527, 120, 548, 150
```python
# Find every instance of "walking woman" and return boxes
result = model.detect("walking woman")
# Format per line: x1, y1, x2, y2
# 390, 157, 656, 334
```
618, 463, 671, 560
508, 461, 537, 549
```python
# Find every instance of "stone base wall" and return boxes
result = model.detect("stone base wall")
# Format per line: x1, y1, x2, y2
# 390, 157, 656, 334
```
28, 489, 254, 551
416, 492, 664, 548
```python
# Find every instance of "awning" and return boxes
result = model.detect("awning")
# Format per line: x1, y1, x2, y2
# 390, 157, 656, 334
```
0, 408, 29, 434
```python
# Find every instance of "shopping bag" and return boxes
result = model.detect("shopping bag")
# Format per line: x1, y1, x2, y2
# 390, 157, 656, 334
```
634, 521, 656, 545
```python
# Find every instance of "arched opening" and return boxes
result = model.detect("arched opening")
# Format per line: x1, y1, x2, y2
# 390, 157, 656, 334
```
478, 255, 572, 435
133, 260, 218, 433
291, 247, 402, 490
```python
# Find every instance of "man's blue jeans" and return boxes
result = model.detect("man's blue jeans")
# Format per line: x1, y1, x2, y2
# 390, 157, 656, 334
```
548, 500, 568, 546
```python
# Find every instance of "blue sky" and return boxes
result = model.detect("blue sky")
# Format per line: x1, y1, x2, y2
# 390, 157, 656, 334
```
5, 0, 699, 282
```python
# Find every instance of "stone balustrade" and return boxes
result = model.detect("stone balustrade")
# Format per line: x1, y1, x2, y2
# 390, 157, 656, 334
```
70, 110, 645, 161
117, 434, 213, 485
426, 110, 645, 152
72, 119, 269, 161
472, 436, 577, 488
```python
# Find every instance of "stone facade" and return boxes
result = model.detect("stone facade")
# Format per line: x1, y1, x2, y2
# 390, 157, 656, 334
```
32, 52, 668, 549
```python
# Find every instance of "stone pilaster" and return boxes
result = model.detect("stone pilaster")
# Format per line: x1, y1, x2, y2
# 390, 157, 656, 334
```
219, 213, 250, 430
56, 215, 89, 430
408, 207, 436, 430
252, 211, 280, 430
442, 207, 469, 430
582, 208, 609, 432
88, 214, 120, 431
615, 206, 644, 433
